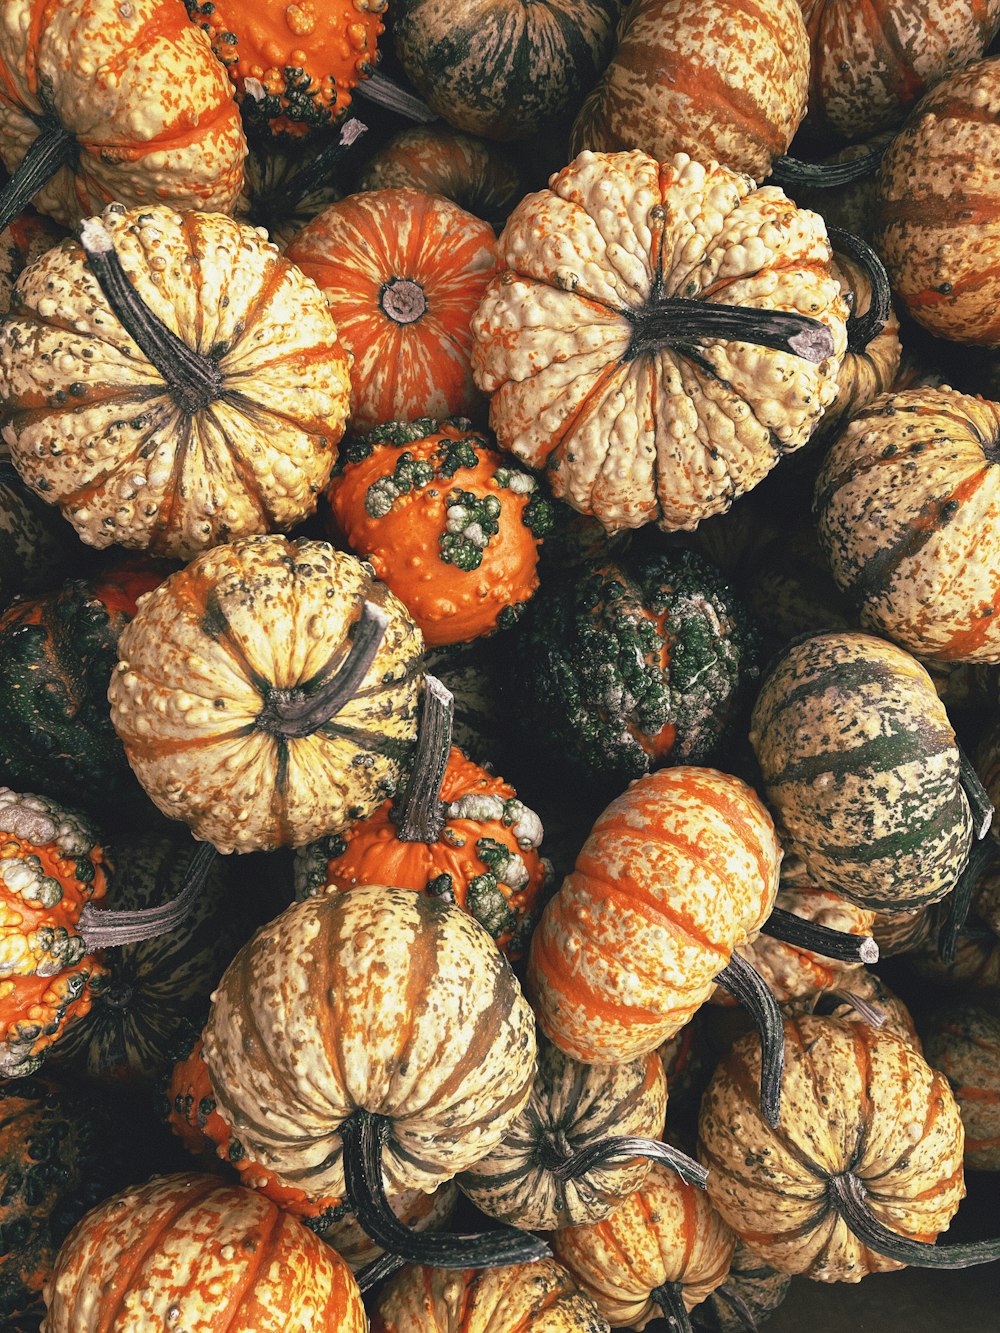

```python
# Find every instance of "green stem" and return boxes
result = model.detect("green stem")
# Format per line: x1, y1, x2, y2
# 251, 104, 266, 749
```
392, 675, 454, 842
958, 743, 994, 840
830, 1172, 1000, 1268
0, 122, 76, 234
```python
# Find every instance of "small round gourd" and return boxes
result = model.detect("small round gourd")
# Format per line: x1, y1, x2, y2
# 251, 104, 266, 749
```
923, 1004, 1000, 1170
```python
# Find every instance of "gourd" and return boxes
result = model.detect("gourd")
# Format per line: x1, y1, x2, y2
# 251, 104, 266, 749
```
471, 150, 849, 534
108, 537, 424, 854
691, 1243, 791, 1333
0, 205, 352, 559
41, 1173, 367, 1331
0, 0, 245, 234
286, 189, 497, 429
0, 463, 78, 608
326, 418, 552, 645
815, 387, 1000, 663
0, 209, 64, 315
419, 641, 501, 764
922, 1004, 1000, 1170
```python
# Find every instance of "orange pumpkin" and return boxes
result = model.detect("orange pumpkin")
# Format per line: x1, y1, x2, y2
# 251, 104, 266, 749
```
286, 188, 497, 429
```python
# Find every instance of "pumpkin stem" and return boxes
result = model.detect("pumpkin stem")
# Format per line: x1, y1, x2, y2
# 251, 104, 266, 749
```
625, 297, 835, 365
761, 907, 879, 964
651, 1281, 693, 1333
714, 1283, 760, 1332
0, 122, 77, 234
958, 744, 994, 840
77, 841, 217, 949
355, 1251, 408, 1293
715, 953, 784, 1128
77, 215, 225, 415
826, 225, 892, 353
769, 142, 888, 189
340, 1109, 550, 1269
938, 837, 998, 964
543, 1134, 708, 1191
821, 989, 887, 1030
354, 71, 438, 123
392, 675, 455, 842
255, 600, 389, 739
829, 1171, 1000, 1268
250, 118, 368, 230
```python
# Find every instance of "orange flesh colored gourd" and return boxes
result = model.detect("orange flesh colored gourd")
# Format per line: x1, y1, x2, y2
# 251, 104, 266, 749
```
527, 766, 782, 1065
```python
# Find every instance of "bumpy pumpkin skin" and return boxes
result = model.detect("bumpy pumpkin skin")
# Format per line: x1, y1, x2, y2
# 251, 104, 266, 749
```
816, 388, 1000, 663
570, 0, 809, 181
294, 745, 549, 961
287, 189, 497, 429
202, 886, 537, 1200
327, 419, 552, 645
458, 1038, 667, 1231
371, 1259, 611, 1333
108, 537, 423, 854
0, 0, 246, 228
553, 1165, 736, 1329
923, 1004, 1000, 1170
527, 767, 781, 1064
42, 1173, 367, 1333
700, 1016, 967, 1282
1, 205, 352, 560
0, 790, 110, 1079
472, 150, 848, 533
0, 210, 65, 316
750, 632, 972, 911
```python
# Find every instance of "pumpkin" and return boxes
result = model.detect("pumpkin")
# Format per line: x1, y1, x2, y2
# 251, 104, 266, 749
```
0, 208, 64, 315
815, 387, 1000, 663
0, 560, 164, 818
818, 970, 923, 1052
0, 0, 245, 234
471, 150, 849, 534
355, 127, 522, 230
552, 1164, 736, 1330
419, 641, 501, 764
0, 204, 352, 560
41, 1172, 367, 1332
184, 0, 384, 136
569, 0, 809, 181
326, 418, 552, 645
0, 789, 110, 1078
691, 1242, 791, 1333
201, 885, 546, 1266
922, 1003, 1000, 1170
370, 1259, 611, 1333
745, 527, 855, 654
392, 0, 619, 141
749, 631, 973, 911
108, 536, 423, 854
0, 463, 78, 608
287, 188, 497, 430
506, 549, 757, 785
801, 0, 1000, 144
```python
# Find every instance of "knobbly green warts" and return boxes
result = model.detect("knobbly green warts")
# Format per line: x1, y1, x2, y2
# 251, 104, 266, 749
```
466, 872, 516, 940
364, 451, 436, 517
439, 490, 502, 571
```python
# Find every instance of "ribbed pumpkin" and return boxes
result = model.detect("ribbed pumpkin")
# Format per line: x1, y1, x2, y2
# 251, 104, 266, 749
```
286, 189, 497, 429
0, 209, 64, 315
0, 204, 352, 560
108, 537, 423, 854
0, 790, 110, 1078
41, 1173, 367, 1332
552, 1165, 736, 1330
527, 766, 781, 1065
472, 150, 848, 533
371, 1260, 611, 1333
923, 1004, 1000, 1170
0, 464, 77, 608
392, 0, 619, 141
326, 418, 552, 645
0, 0, 245, 234
815, 387, 1000, 663
749, 631, 973, 911
569, 0, 809, 180
691, 1243, 790, 1333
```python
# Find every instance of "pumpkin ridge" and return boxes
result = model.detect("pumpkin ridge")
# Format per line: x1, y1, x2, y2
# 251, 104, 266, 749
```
80, 85, 238, 158
863, 1067, 955, 1189
721, 1036, 830, 1183
380, 902, 446, 1115
532, 922, 684, 1029
54, 405, 173, 508
770, 725, 957, 787
209, 1199, 283, 1331
200, 405, 276, 529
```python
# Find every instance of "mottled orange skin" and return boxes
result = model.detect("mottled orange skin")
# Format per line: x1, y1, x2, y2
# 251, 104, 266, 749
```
923, 1005, 1000, 1171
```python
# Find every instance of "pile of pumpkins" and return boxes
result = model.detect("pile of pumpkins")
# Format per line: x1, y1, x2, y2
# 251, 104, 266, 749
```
2, 0, 1000, 1329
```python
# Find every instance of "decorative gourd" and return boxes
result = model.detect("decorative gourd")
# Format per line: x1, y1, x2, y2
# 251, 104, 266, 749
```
816, 387, 1000, 663
691, 1243, 791, 1333
471, 150, 849, 533
0, 464, 78, 607
370, 1259, 611, 1333
877, 59, 1000, 343
872, 904, 936, 957
0, 209, 64, 315
286, 189, 497, 429
108, 537, 423, 854
420, 641, 501, 764
506, 549, 757, 784
0, 205, 352, 559
552, 1165, 736, 1331
202, 885, 546, 1267
750, 631, 974, 911
745, 527, 855, 654
0, 0, 245, 234
41, 1173, 367, 1332
0, 790, 110, 1078
320, 1185, 459, 1273
569, 0, 809, 181
355, 127, 522, 230
922, 1004, 1000, 1170
326, 418, 552, 645
392, 0, 619, 141
184, 0, 384, 136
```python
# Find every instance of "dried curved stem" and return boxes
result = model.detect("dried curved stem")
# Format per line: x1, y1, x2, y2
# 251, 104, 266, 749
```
354, 71, 438, 123
651, 1281, 693, 1333
543, 1134, 708, 1191
715, 953, 784, 1128
958, 744, 994, 840
826, 226, 892, 353
626, 297, 835, 365
714, 1283, 760, 1332
355, 1250, 408, 1293
393, 675, 454, 842
0, 122, 76, 233
769, 143, 888, 189
762, 907, 878, 964
78, 842, 217, 949
938, 838, 998, 965
821, 989, 887, 1030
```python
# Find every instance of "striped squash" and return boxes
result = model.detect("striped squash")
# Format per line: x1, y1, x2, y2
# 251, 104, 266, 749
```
815, 388, 1000, 663
527, 767, 781, 1064
922, 1004, 1000, 1171
749, 632, 973, 911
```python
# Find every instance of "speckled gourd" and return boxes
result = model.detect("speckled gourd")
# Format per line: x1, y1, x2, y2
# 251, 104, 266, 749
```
922, 1004, 1000, 1170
